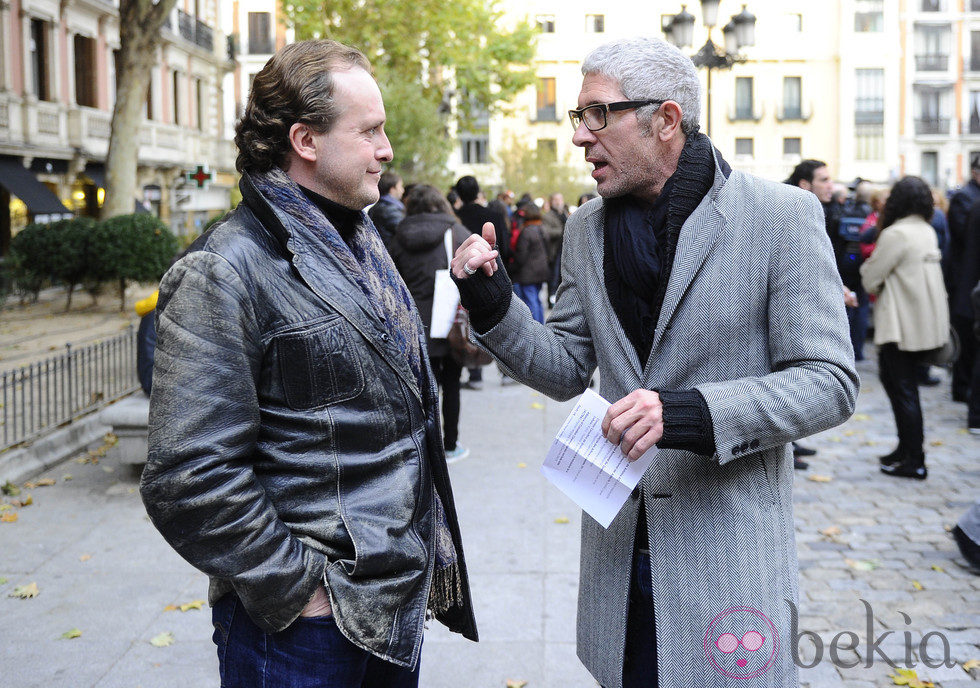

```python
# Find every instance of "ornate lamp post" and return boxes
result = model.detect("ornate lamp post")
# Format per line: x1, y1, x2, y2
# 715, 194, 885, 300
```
662, 2, 757, 137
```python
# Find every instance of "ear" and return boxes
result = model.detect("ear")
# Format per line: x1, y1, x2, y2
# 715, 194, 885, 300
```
288, 123, 318, 163
657, 101, 684, 141
799, 179, 813, 192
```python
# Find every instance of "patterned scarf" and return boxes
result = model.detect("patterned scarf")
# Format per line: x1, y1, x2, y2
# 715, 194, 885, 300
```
250, 168, 463, 615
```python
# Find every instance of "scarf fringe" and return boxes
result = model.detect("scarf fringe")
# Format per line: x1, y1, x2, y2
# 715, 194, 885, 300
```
428, 561, 465, 616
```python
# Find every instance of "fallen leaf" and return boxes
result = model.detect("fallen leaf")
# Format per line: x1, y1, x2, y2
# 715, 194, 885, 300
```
1, 512, 18, 523
0, 504, 10, 511
505, 681, 527, 688
931, 564, 944, 573
149, 631, 175, 647
888, 667, 934, 687
852, 413, 871, 421
13, 494, 33, 507
530, 403, 544, 410
959, 428, 970, 435
516, 462, 527, 468
9, 582, 39, 598
554, 517, 570, 524
26, 478, 55, 488
963, 659, 980, 672
79, 554, 91, 562
911, 580, 924, 591
179, 599, 206, 612
807, 474, 833, 483
845, 558, 880, 571
63, 475, 72, 482
930, 440, 943, 447
863, 440, 877, 446
101, 466, 114, 473
104, 433, 118, 446
60, 628, 82, 639
1, 481, 20, 496
820, 526, 842, 538
163, 605, 178, 612
843, 429, 856, 437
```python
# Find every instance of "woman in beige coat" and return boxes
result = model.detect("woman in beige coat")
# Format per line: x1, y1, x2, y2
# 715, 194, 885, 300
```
861, 176, 949, 479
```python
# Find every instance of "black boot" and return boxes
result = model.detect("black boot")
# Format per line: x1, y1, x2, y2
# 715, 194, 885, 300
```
878, 447, 904, 466
880, 452, 927, 480
792, 442, 816, 457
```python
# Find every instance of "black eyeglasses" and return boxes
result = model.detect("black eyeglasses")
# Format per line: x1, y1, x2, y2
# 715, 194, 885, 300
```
568, 100, 665, 132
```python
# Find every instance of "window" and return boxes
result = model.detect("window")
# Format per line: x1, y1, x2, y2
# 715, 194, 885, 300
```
972, 0, 980, 11
782, 77, 802, 120
855, 125, 884, 160
146, 74, 154, 120
921, 0, 944, 10
783, 137, 801, 156
536, 15, 555, 33
915, 24, 950, 71
74, 35, 98, 108
460, 134, 488, 164
735, 77, 754, 120
921, 151, 939, 187
735, 138, 754, 156
195, 78, 204, 131
969, 94, 980, 138
537, 138, 557, 160
586, 14, 605, 33
915, 86, 951, 135
855, 69, 884, 124
971, 31, 980, 71
854, 0, 883, 32
537, 77, 556, 121
173, 71, 181, 126
248, 12, 273, 54
785, 13, 802, 32
29, 18, 51, 101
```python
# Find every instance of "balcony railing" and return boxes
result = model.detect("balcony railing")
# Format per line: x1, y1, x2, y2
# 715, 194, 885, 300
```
914, 117, 950, 135
176, 9, 215, 52
921, 0, 944, 10
971, 116, 980, 134
916, 54, 949, 71
855, 110, 885, 125
728, 102, 764, 122
535, 106, 557, 122
775, 102, 813, 122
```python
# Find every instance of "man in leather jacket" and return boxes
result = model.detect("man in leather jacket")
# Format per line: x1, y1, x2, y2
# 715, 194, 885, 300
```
140, 40, 476, 687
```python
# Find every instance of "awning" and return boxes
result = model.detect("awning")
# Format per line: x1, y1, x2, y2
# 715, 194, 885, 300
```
0, 155, 73, 220
83, 162, 106, 189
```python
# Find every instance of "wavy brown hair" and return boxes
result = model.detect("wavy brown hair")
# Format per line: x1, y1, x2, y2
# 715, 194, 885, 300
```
879, 176, 934, 231
234, 40, 371, 174
405, 184, 455, 216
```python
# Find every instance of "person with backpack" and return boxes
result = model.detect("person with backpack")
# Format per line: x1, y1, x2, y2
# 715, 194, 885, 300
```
509, 202, 551, 323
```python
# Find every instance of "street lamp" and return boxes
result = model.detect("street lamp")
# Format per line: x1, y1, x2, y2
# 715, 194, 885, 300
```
663, 1, 757, 138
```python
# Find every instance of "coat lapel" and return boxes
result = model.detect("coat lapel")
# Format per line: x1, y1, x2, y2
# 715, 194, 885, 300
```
645, 163, 736, 375
584, 203, 644, 386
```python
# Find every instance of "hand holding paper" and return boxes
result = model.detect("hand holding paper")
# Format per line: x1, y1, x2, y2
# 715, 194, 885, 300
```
541, 389, 658, 528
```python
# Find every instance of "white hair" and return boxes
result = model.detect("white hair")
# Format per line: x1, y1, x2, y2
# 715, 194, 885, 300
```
582, 37, 701, 137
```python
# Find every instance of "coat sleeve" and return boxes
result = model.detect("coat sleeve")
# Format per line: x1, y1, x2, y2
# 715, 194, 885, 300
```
697, 191, 859, 464
860, 228, 906, 295
473, 219, 598, 399
140, 251, 324, 631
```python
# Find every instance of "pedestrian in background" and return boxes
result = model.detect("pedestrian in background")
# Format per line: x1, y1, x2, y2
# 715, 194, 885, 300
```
389, 184, 472, 461
510, 202, 550, 323
947, 156, 980, 403
542, 192, 569, 305
366, 170, 405, 249
861, 176, 950, 480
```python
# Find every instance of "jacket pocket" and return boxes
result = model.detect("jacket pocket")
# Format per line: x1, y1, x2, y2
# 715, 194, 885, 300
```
274, 317, 365, 410
756, 450, 778, 507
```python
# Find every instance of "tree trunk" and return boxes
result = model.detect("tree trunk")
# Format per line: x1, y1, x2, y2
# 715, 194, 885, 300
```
101, 0, 178, 219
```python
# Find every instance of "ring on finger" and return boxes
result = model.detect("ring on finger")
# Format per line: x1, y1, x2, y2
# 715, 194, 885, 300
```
462, 263, 477, 276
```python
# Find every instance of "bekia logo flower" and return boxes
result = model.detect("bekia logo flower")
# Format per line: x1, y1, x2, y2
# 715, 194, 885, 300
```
704, 607, 779, 679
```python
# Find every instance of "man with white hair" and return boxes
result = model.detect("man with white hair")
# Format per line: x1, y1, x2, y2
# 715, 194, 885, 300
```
451, 37, 857, 687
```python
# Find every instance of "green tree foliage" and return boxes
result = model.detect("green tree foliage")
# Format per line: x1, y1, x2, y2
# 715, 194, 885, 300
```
92, 214, 179, 310
7, 222, 56, 303
281, 0, 537, 181
46, 218, 98, 310
496, 136, 593, 206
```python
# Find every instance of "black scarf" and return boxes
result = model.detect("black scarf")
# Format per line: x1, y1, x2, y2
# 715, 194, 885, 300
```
604, 132, 729, 363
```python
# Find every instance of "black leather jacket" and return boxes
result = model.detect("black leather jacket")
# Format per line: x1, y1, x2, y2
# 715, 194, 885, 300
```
140, 173, 477, 668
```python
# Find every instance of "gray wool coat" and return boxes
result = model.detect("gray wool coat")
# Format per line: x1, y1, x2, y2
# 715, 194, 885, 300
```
475, 156, 859, 688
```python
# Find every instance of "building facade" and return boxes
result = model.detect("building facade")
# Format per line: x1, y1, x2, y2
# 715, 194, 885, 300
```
0, 0, 236, 254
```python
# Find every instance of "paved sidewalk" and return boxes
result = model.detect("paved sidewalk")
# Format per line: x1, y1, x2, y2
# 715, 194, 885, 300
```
0, 361, 977, 688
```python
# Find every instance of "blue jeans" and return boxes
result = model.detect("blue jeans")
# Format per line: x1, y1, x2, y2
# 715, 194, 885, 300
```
514, 283, 544, 323
846, 287, 870, 361
622, 551, 658, 688
212, 594, 420, 688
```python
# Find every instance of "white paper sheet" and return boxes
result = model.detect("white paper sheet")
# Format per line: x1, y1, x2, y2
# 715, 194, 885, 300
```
541, 389, 657, 528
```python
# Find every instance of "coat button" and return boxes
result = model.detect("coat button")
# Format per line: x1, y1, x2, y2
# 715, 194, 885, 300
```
731, 446, 739, 456
380, 333, 390, 342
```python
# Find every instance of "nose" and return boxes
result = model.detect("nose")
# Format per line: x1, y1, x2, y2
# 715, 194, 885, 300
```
377, 129, 393, 163
571, 121, 596, 148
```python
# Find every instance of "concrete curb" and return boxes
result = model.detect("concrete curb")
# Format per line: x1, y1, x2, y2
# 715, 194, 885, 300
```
0, 413, 111, 485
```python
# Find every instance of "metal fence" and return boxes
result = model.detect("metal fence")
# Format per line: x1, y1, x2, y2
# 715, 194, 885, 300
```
1, 326, 140, 452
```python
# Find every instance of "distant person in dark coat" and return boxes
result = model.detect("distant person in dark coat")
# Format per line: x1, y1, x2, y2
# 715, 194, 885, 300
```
510, 203, 551, 323
367, 170, 405, 248
950, 162, 980, 402
389, 185, 471, 461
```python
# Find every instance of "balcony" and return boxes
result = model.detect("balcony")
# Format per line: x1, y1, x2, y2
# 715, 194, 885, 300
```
916, 54, 949, 71
973, 0, 980, 11
775, 101, 813, 122
914, 117, 950, 135
921, 0, 944, 10
176, 9, 215, 52
727, 102, 764, 122
534, 105, 558, 122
